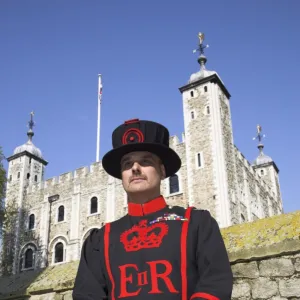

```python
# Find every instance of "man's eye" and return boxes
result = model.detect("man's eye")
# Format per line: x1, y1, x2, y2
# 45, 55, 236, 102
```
122, 162, 132, 169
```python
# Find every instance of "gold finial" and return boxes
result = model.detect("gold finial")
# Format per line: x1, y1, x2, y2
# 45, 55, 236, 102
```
198, 32, 205, 45
257, 124, 262, 134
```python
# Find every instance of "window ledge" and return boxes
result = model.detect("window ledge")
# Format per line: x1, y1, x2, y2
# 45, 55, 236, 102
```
87, 212, 100, 217
22, 266, 34, 271
52, 261, 66, 266
55, 221, 67, 225
168, 191, 183, 197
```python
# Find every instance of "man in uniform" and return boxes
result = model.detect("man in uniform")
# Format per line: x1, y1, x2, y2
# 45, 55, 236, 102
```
73, 119, 233, 300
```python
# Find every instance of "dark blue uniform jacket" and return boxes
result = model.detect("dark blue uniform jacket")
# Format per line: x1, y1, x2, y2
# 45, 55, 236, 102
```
73, 196, 233, 300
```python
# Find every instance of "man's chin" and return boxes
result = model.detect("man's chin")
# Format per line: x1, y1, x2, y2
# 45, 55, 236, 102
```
128, 186, 149, 194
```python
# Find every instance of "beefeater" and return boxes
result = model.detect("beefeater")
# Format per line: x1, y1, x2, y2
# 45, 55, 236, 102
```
73, 119, 233, 300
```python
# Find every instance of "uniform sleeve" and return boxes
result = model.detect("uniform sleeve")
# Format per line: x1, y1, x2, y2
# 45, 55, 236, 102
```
190, 210, 233, 300
72, 227, 108, 300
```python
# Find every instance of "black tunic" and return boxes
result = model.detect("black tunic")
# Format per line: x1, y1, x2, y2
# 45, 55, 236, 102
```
73, 196, 233, 300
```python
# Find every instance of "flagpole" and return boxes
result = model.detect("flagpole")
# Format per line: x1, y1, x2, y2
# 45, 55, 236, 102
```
96, 74, 102, 162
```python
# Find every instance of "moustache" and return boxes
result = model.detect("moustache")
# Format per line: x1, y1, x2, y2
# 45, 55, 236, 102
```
129, 176, 147, 182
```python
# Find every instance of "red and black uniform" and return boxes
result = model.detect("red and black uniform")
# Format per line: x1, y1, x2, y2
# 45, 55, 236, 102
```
73, 196, 233, 300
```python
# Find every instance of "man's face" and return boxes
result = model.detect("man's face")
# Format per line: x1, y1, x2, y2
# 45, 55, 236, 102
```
120, 151, 165, 195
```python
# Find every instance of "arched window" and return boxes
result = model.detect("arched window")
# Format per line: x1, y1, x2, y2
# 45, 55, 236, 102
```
204, 86, 208, 92
169, 174, 179, 194
58, 206, 64, 222
90, 197, 98, 214
190, 91, 194, 97
54, 242, 64, 263
29, 214, 35, 230
24, 249, 33, 268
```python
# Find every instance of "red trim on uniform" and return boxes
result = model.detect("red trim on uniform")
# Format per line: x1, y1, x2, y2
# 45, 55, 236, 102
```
128, 196, 167, 216
104, 223, 115, 300
180, 206, 193, 300
190, 292, 219, 300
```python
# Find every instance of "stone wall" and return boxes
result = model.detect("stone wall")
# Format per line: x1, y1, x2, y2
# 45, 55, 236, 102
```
1, 210, 299, 300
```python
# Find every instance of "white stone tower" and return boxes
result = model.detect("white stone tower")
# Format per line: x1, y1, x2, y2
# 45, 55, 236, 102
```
5, 112, 47, 274
252, 125, 282, 214
179, 33, 236, 228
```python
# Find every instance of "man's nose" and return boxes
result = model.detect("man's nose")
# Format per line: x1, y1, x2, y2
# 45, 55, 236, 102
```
132, 162, 141, 173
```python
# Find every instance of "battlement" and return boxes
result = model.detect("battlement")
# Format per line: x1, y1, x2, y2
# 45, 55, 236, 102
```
59, 172, 73, 183
234, 145, 275, 198
74, 166, 89, 178
26, 161, 104, 194
169, 134, 184, 147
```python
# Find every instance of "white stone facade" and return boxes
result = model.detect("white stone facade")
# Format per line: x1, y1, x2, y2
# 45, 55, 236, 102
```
2, 71, 283, 275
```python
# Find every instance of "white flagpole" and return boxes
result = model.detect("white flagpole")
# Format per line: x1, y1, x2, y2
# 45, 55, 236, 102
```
96, 74, 102, 162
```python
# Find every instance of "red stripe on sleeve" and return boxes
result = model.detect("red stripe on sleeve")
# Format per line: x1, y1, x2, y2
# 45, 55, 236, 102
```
104, 223, 115, 300
180, 206, 193, 300
190, 292, 220, 300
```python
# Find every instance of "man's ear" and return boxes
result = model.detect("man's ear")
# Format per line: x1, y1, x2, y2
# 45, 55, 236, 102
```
160, 164, 166, 180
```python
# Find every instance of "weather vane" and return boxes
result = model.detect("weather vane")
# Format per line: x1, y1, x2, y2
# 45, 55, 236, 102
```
28, 111, 35, 131
253, 124, 266, 144
193, 32, 209, 55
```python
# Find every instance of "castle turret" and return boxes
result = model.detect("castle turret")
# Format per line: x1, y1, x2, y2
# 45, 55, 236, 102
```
4, 112, 48, 274
252, 125, 283, 215
179, 33, 235, 228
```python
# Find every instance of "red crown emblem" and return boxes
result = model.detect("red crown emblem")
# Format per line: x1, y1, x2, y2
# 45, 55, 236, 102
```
120, 220, 168, 252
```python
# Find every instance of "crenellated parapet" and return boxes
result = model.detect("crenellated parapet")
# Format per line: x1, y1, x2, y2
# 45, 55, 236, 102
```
26, 162, 104, 194
234, 145, 276, 198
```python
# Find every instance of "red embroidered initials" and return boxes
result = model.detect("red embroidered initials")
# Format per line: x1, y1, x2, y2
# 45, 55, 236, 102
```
120, 220, 168, 252
147, 260, 179, 294
119, 260, 179, 298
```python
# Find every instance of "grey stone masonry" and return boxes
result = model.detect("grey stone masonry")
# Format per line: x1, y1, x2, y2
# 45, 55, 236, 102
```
231, 254, 300, 300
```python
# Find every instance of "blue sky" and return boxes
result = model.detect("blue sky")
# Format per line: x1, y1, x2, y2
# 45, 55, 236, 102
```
0, 0, 299, 213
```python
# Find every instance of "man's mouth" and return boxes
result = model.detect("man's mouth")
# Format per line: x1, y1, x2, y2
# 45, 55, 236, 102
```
130, 177, 145, 182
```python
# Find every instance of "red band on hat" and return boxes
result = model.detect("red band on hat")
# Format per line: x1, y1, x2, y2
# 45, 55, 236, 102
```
124, 118, 140, 124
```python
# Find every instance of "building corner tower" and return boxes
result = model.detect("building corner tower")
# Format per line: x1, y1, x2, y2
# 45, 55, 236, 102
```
3, 112, 48, 274
252, 125, 283, 215
179, 33, 236, 228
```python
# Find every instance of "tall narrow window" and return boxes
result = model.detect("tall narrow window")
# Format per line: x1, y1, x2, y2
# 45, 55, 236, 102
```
197, 153, 202, 168
58, 206, 64, 222
191, 111, 194, 119
190, 91, 194, 97
169, 174, 179, 194
241, 214, 245, 222
206, 106, 210, 114
29, 214, 35, 230
27, 173, 30, 179
55, 242, 64, 263
9, 175, 12, 181
261, 170, 264, 176
90, 197, 98, 214
25, 249, 33, 268
204, 86, 208, 92
34, 175, 38, 182
18, 172, 20, 179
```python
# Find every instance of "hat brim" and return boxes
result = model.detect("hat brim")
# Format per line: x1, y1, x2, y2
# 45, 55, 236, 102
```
102, 143, 181, 179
